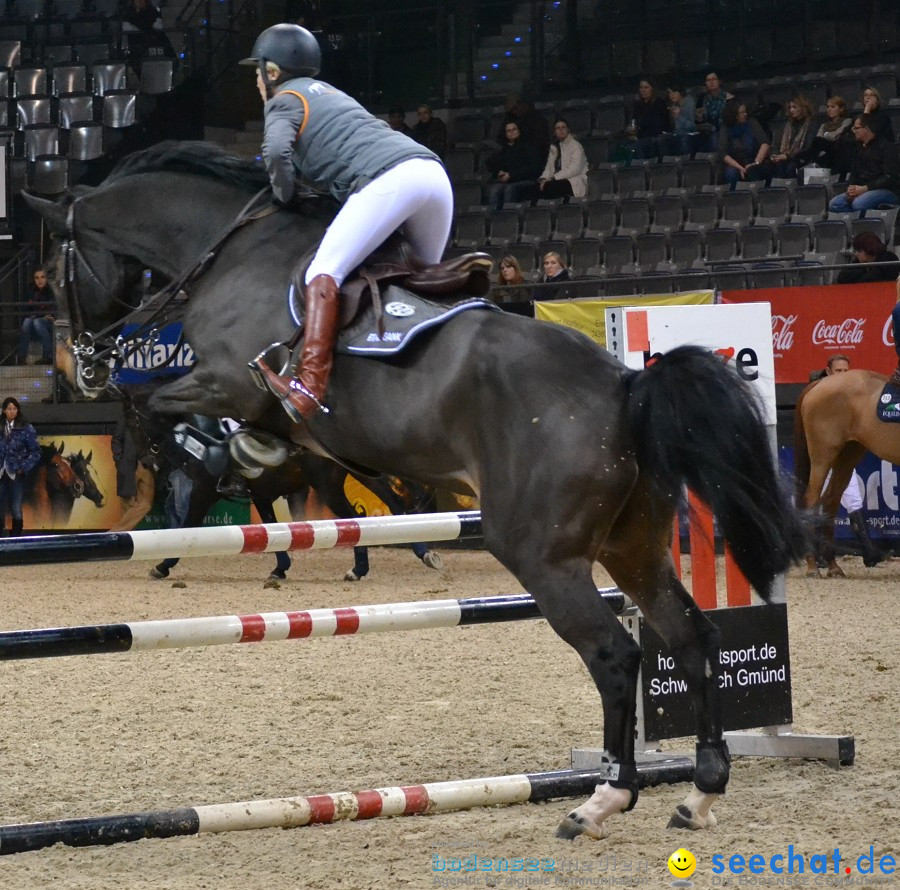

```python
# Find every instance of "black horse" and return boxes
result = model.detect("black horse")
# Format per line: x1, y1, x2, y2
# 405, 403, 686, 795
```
25, 142, 806, 839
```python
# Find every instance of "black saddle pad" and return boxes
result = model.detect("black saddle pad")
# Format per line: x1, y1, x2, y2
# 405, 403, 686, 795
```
876, 379, 900, 422
289, 284, 500, 356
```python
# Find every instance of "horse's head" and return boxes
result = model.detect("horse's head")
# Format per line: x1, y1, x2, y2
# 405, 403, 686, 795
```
43, 441, 84, 499
23, 191, 145, 397
68, 449, 105, 508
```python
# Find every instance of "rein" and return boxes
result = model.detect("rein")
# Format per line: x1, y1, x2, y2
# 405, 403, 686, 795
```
62, 187, 279, 386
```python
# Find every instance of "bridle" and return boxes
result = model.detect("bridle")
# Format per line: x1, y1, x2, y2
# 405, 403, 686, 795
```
58, 187, 279, 395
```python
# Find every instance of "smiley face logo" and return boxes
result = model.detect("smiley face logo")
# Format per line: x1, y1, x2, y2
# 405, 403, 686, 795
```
668, 848, 697, 879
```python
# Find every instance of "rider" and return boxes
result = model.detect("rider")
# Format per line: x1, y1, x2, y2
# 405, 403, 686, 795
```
243, 23, 453, 422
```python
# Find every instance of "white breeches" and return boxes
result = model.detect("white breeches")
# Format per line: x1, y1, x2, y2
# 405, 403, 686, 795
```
306, 157, 453, 286
822, 468, 864, 514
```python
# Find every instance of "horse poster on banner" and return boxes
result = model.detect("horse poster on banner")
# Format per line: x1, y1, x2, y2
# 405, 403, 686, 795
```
721, 281, 897, 384
24, 435, 113, 531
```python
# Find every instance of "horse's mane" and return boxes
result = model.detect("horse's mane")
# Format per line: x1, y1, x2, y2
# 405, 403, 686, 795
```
104, 140, 271, 193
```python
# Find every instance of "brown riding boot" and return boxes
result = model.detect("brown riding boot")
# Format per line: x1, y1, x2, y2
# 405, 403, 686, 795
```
253, 274, 340, 423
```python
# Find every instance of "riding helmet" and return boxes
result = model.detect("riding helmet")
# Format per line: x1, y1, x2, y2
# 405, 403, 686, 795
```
240, 24, 321, 79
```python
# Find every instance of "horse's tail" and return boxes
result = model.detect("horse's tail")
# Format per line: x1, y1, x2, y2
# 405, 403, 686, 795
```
791, 382, 815, 508
626, 345, 807, 601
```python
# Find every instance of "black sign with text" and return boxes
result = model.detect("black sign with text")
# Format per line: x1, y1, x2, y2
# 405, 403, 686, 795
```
639, 604, 793, 742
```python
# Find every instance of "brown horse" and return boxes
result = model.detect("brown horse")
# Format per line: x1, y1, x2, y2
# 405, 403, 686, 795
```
794, 369, 895, 576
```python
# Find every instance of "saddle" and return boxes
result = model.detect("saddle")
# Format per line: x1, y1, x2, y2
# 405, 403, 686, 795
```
290, 236, 494, 331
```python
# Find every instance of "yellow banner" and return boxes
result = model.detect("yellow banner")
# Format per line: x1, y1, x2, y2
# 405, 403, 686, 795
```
534, 291, 714, 347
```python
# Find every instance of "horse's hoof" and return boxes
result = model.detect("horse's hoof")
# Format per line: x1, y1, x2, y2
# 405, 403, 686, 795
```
804, 568, 821, 578
148, 567, 168, 580
555, 814, 609, 841
825, 565, 846, 579
171, 580, 187, 589
263, 577, 281, 589
667, 804, 717, 830
344, 570, 361, 582
421, 551, 443, 571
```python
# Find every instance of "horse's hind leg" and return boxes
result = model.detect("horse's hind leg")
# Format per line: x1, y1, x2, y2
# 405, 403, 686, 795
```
599, 490, 728, 831
483, 521, 640, 840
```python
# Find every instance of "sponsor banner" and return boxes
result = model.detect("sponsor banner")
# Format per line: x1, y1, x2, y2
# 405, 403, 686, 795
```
112, 321, 196, 384
721, 282, 897, 383
534, 291, 713, 347
781, 445, 900, 541
638, 604, 792, 742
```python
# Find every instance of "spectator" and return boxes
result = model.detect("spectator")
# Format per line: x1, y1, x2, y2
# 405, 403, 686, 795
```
537, 119, 588, 200
121, 0, 176, 74
770, 96, 815, 179
0, 397, 41, 537
719, 102, 771, 189
387, 105, 413, 136
17, 267, 55, 366
484, 121, 543, 211
829, 114, 900, 214
411, 104, 447, 160
861, 86, 895, 142
629, 78, 669, 160
497, 93, 551, 157
796, 96, 853, 175
665, 84, 697, 156
493, 255, 528, 303
695, 72, 734, 151
534, 251, 571, 298
836, 232, 900, 284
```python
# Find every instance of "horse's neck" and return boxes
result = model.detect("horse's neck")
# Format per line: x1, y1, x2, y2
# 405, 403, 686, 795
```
105, 177, 253, 276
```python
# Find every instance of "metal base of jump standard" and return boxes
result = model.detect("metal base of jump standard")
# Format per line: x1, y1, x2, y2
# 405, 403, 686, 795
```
0, 759, 694, 856
0, 512, 483, 566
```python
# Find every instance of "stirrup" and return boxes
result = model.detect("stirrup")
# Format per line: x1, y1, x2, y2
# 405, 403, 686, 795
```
248, 342, 292, 393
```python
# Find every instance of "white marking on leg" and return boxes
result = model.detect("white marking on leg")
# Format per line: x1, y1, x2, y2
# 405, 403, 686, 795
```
563, 783, 633, 840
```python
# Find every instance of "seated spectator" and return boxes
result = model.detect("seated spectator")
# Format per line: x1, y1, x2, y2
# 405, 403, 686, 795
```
534, 251, 571, 298
493, 255, 528, 302
387, 105, 413, 136
836, 232, 900, 284
861, 86, 895, 142
829, 114, 900, 214
411, 104, 447, 160
796, 96, 853, 175
497, 93, 551, 157
770, 96, 815, 179
18, 268, 54, 366
537, 119, 588, 201
665, 84, 697, 156
484, 121, 544, 211
629, 78, 669, 161
719, 102, 771, 189
121, 0, 176, 74
695, 72, 734, 151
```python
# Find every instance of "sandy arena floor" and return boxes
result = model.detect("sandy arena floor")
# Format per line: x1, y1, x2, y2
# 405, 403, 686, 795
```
0, 547, 896, 890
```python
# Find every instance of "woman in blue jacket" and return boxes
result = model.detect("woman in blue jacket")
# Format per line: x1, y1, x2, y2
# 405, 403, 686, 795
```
0, 397, 41, 536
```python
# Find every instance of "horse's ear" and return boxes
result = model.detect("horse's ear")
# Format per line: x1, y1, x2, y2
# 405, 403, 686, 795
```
56, 441, 64, 454
86, 450, 92, 462
22, 193, 69, 235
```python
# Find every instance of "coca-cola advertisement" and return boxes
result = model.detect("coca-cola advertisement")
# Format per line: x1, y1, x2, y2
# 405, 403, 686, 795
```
722, 282, 897, 383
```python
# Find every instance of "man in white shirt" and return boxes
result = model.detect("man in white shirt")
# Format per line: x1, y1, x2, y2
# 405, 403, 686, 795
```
537, 119, 588, 200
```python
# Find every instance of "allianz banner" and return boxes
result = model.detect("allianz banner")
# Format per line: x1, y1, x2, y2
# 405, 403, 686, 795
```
721, 281, 897, 384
